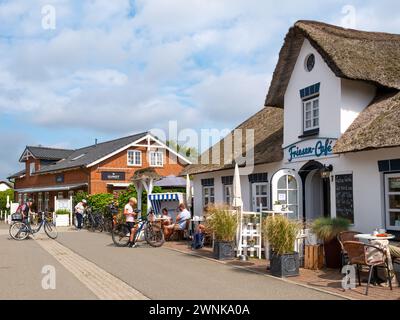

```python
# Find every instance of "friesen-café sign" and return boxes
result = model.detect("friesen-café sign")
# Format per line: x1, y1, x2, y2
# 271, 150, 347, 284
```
284, 138, 337, 163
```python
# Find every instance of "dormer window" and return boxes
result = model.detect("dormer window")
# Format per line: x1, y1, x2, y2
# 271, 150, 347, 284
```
300, 83, 320, 136
127, 150, 142, 166
149, 151, 163, 167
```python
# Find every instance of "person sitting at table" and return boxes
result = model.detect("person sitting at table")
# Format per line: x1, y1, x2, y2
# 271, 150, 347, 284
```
161, 208, 172, 226
389, 244, 400, 260
164, 203, 191, 240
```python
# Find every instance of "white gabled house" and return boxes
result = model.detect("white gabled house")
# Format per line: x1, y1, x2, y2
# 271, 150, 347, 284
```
183, 20, 400, 236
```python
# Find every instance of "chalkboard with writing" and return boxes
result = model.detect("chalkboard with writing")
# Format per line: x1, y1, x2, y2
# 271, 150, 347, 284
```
335, 174, 354, 223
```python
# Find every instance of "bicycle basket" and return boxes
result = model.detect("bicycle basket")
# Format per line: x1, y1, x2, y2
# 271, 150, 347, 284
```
11, 213, 23, 221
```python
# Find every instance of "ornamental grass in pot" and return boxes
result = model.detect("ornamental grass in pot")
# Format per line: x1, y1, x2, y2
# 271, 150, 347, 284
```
207, 206, 238, 260
311, 217, 350, 269
263, 215, 302, 277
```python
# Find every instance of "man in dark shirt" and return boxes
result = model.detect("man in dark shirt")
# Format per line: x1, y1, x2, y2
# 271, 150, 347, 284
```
22, 199, 33, 223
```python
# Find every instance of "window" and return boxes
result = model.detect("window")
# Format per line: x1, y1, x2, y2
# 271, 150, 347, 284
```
303, 97, 319, 131
252, 183, 268, 212
305, 54, 315, 72
68, 191, 74, 199
23, 193, 28, 203
44, 192, 49, 211
203, 186, 215, 207
223, 185, 233, 206
127, 150, 142, 166
30, 162, 35, 175
385, 174, 400, 230
272, 170, 301, 220
18, 194, 22, 204
149, 151, 163, 167
38, 193, 43, 212
57, 192, 64, 199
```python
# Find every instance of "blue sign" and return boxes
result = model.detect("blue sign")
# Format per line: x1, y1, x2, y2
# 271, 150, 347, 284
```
285, 138, 337, 162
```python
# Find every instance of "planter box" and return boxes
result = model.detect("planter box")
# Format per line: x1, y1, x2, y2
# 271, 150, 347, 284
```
304, 245, 324, 270
213, 241, 235, 260
56, 215, 70, 227
270, 252, 300, 277
324, 238, 342, 269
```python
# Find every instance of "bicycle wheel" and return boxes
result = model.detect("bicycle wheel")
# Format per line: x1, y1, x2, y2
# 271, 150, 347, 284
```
145, 223, 165, 247
9, 222, 30, 241
111, 224, 131, 247
44, 222, 58, 239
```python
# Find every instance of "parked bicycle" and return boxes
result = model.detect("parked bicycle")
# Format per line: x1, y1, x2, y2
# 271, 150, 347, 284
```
74, 207, 104, 232
9, 211, 58, 240
111, 214, 164, 248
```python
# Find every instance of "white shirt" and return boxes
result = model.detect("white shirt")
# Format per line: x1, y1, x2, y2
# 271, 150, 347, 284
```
124, 204, 135, 222
75, 202, 85, 214
177, 209, 191, 228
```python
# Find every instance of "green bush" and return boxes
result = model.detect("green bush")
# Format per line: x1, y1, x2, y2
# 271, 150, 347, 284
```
73, 191, 89, 205
117, 184, 163, 215
55, 209, 70, 215
0, 189, 14, 211
263, 215, 302, 255
87, 193, 114, 214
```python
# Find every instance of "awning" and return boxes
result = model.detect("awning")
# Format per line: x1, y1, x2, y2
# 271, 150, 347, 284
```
148, 193, 185, 214
106, 183, 130, 188
15, 183, 88, 193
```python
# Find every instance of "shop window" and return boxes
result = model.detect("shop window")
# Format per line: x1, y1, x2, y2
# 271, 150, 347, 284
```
385, 174, 400, 230
149, 151, 163, 167
127, 150, 142, 166
203, 186, 215, 207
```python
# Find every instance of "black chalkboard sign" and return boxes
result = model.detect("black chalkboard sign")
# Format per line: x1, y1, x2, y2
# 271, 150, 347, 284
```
335, 174, 354, 223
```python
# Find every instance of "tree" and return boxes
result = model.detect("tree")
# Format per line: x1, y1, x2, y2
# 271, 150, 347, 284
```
167, 140, 198, 162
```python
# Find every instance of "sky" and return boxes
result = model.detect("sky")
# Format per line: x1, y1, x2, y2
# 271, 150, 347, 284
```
0, 0, 399, 179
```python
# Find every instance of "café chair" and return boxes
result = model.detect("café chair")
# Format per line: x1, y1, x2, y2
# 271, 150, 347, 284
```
338, 231, 362, 267
343, 241, 393, 295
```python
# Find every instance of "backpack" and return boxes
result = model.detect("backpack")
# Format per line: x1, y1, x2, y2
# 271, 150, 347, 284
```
11, 204, 25, 221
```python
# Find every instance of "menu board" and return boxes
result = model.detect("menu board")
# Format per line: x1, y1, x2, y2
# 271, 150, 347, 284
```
335, 174, 354, 223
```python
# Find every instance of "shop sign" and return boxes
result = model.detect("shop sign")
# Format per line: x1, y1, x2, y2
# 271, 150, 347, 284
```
101, 171, 126, 181
285, 138, 337, 163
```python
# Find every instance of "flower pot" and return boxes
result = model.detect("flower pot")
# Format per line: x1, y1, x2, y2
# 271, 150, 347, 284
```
249, 247, 255, 258
323, 238, 342, 269
56, 215, 70, 227
273, 205, 282, 212
213, 241, 235, 260
269, 251, 300, 277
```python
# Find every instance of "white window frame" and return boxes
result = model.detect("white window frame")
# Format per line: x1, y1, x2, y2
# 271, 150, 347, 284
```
385, 173, 400, 231
223, 184, 233, 207
30, 162, 35, 175
149, 151, 164, 167
251, 182, 269, 212
127, 150, 142, 166
38, 192, 43, 212
303, 96, 319, 132
44, 192, 49, 211
203, 186, 215, 207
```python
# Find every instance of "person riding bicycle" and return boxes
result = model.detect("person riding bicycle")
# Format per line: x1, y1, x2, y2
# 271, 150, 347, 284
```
75, 199, 87, 230
124, 197, 139, 248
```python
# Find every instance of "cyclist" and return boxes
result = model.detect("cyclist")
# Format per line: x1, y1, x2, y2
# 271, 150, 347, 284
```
74, 199, 87, 230
124, 197, 139, 247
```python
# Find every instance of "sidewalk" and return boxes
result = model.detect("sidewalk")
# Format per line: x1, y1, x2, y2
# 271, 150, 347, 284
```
164, 241, 400, 301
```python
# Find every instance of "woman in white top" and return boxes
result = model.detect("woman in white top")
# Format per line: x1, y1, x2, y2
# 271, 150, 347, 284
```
124, 197, 138, 247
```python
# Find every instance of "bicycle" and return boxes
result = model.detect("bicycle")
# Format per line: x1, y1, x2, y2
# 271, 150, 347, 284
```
9, 211, 58, 240
111, 215, 164, 248
74, 207, 104, 232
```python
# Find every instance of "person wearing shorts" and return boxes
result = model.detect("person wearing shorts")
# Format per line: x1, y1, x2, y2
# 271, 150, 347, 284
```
124, 197, 138, 247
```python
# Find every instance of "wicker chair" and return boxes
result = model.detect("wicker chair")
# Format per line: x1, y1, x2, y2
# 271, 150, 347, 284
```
338, 231, 362, 267
343, 241, 393, 295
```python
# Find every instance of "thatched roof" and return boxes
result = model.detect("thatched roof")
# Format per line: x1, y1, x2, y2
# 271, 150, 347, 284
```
182, 106, 283, 175
132, 167, 163, 181
334, 91, 400, 153
265, 20, 400, 107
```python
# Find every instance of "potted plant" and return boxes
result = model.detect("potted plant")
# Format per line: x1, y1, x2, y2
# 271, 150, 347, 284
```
263, 215, 302, 277
273, 201, 282, 212
248, 239, 256, 258
55, 209, 71, 227
311, 217, 350, 269
208, 206, 238, 260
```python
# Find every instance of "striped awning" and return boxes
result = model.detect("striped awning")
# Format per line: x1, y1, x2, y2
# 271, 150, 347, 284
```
148, 193, 184, 215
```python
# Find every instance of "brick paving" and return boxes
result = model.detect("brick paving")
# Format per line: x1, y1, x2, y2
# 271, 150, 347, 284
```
164, 240, 400, 300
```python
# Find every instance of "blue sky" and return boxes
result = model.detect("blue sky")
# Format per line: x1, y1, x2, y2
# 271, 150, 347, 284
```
0, 0, 399, 179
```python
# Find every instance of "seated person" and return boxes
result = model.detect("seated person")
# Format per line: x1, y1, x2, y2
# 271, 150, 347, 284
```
389, 244, 400, 260
164, 203, 191, 240
161, 208, 172, 226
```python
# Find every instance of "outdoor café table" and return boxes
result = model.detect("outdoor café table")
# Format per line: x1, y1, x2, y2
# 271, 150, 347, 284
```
262, 210, 294, 217
354, 233, 397, 286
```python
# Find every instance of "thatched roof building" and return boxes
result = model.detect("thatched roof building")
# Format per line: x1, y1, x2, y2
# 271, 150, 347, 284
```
182, 106, 283, 175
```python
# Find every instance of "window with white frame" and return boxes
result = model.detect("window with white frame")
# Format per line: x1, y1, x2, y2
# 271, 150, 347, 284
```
223, 185, 233, 206
203, 186, 215, 207
127, 150, 142, 166
149, 151, 163, 167
44, 192, 49, 211
57, 192, 64, 199
385, 174, 400, 230
30, 162, 35, 175
38, 193, 43, 212
303, 97, 319, 131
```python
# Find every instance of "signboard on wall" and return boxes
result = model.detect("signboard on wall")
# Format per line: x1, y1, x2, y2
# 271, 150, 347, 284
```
335, 174, 354, 223
101, 171, 126, 181
284, 138, 337, 163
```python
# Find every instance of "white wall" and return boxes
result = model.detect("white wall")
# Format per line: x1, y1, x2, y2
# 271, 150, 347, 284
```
340, 79, 376, 134
284, 39, 341, 147
0, 183, 11, 192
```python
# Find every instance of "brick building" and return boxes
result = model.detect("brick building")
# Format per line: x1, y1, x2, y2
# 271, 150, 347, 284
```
8, 132, 190, 211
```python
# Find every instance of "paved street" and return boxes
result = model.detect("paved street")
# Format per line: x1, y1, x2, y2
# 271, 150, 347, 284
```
0, 224, 342, 300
